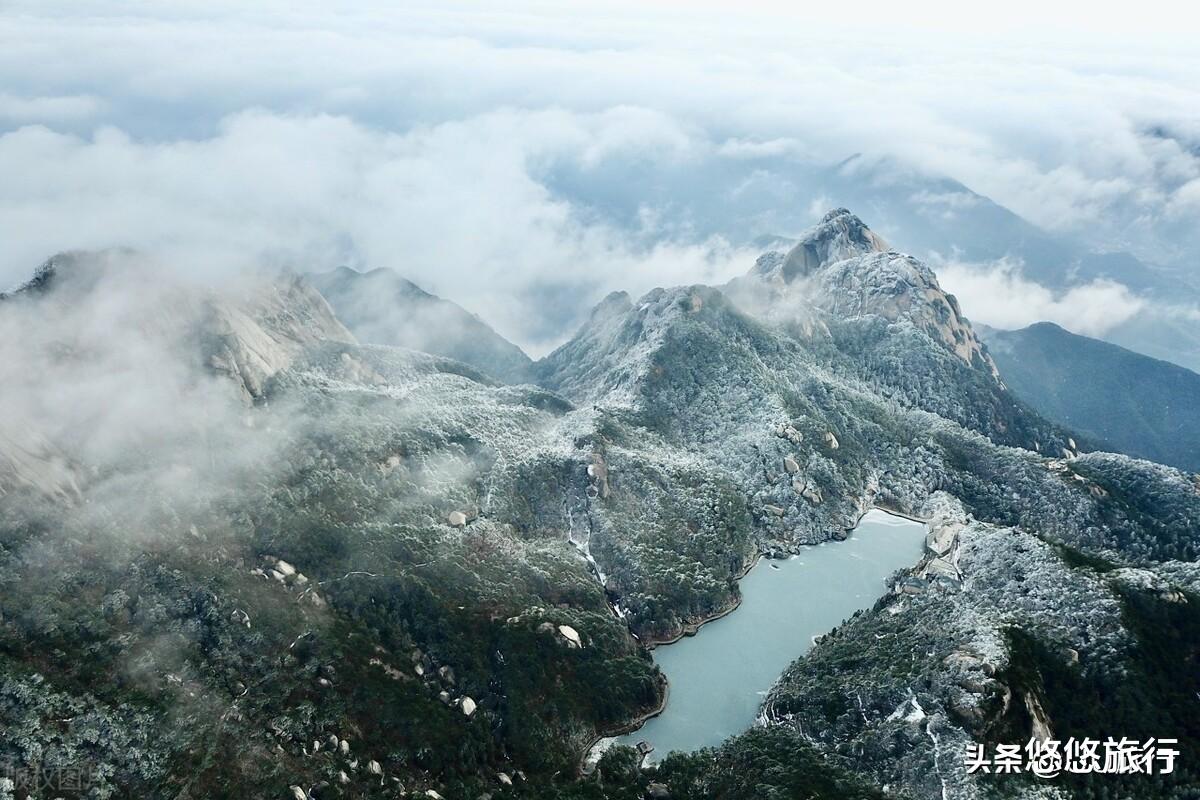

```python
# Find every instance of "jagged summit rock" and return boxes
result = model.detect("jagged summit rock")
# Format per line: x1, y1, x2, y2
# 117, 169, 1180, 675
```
0, 258, 59, 300
308, 266, 533, 384
542, 217, 1062, 466
589, 290, 634, 322
754, 208, 890, 282
732, 208, 995, 378
0, 249, 139, 301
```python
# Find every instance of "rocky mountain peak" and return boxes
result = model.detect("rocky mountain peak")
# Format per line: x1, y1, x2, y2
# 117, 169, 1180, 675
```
758, 208, 890, 282
0, 259, 58, 300
1, 251, 355, 405
589, 290, 634, 322
732, 210, 996, 378
202, 273, 356, 402
0, 249, 144, 302
813, 251, 998, 375
535, 284, 753, 411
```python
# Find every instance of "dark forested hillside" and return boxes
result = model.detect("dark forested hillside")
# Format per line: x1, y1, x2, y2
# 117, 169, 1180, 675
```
983, 322, 1200, 471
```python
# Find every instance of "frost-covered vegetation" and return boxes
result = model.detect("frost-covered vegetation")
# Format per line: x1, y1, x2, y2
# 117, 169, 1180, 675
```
764, 508, 1200, 800
2, 214, 1198, 798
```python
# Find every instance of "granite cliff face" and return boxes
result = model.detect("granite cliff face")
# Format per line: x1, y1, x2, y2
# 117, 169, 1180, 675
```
202, 273, 356, 403
0, 428, 81, 504
724, 211, 1034, 457
759, 206, 890, 280
1, 215, 1198, 799
732, 208, 996, 376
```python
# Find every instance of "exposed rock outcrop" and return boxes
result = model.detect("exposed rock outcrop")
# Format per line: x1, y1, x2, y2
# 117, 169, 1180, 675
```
0, 428, 82, 504
761, 208, 890, 281
202, 273, 355, 403
730, 209, 997, 377
557, 625, 583, 648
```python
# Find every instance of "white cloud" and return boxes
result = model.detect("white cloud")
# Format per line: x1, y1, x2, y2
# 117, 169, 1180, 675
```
937, 258, 1147, 337
1, 0, 1198, 351
717, 138, 806, 160
2, 4, 1197, 238
909, 190, 981, 214
1167, 177, 1200, 217
0, 93, 105, 123
0, 108, 753, 354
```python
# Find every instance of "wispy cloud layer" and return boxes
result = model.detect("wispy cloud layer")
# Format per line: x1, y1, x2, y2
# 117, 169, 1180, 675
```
2, 1, 1198, 350
937, 259, 1148, 337
0, 109, 753, 352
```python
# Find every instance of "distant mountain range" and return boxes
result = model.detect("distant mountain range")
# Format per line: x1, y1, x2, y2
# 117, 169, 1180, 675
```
545, 150, 1200, 372
982, 321, 1200, 471
546, 150, 1197, 289
317, 241, 1200, 475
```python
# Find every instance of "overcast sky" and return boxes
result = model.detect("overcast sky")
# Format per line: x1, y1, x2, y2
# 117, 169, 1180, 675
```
3, 1, 1198, 352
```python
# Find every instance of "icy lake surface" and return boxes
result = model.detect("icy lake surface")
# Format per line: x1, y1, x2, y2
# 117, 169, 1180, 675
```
611, 508, 926, 761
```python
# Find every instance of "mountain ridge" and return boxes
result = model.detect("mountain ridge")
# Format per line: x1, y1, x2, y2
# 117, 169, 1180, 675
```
308, 266, 534, 384
982, 320, 1200, 471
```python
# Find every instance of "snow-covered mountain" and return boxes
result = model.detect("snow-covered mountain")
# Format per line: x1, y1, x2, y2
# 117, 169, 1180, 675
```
730, 208, 996, 375
1, 216, 1198, 798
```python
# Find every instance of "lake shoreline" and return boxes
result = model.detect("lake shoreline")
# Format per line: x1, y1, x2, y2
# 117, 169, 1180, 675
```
577, 504, 929, 773
578, 675, 671, 775
644, 546, 762, 649
642, 502, 931, 650
577, 552, 757, 774
871, 502, 929, 525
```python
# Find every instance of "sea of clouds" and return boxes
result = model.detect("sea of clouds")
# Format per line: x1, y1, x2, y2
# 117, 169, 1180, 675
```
2, 0, 1198, 353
